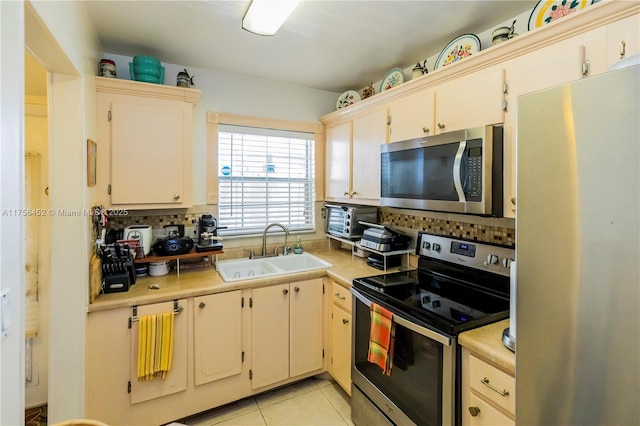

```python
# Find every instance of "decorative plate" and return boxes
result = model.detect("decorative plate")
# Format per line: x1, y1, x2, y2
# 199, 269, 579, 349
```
527, 0, 597, 30
434, 34, 481, 70
336, 90, 361, 110
379, 68, 405, 93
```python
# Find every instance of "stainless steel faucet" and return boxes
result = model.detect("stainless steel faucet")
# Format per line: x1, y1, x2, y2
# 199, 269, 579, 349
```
261, 223, 290, 257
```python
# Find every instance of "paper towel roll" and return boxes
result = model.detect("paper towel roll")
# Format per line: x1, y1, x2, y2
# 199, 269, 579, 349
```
509, 260, 517, 339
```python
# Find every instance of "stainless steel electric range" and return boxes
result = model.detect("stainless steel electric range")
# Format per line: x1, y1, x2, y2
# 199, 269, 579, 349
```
351, 231, 514, 426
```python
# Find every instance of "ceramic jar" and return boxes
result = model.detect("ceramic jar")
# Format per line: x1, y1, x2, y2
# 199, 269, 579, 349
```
492, 21, 517, 45
99, 59, 116, 78
361, 82, 375, 100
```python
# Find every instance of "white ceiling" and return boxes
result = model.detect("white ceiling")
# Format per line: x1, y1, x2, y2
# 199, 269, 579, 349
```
81, 0, 538, 93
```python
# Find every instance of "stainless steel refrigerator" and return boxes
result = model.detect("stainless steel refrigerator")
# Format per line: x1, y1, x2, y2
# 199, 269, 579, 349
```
516, 64, 639, 425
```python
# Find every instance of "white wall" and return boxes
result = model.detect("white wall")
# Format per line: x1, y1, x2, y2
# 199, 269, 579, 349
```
105, 54, 340, 205
25, 0, 101, 422
0, 2, 26, 425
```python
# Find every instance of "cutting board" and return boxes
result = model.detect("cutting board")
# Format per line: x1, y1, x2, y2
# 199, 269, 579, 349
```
89, 254, 102, 303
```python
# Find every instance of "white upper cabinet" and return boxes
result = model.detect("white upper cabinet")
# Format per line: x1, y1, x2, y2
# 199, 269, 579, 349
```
96, 77, 200, 209
325, 108, 387, 205
435, 68, 505, 135
388, 88, 436, 142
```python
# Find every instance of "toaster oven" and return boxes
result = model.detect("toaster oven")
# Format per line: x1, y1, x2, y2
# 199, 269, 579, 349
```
325, 204, 377, 239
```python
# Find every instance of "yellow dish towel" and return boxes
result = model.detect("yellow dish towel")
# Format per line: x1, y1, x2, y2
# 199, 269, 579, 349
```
137, 312, 174, 381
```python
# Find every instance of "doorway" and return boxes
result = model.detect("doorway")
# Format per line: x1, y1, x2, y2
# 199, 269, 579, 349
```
24, 50, 50, 414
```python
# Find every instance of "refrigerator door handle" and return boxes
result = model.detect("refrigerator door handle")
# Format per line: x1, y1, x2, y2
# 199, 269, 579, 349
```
453, 140, 467, 202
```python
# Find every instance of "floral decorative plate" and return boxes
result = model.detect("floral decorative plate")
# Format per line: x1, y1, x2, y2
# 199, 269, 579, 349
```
434, 34, 481, 70
336, 90, 361, 110
528, 0, 597, 30
379, 68, 405, 92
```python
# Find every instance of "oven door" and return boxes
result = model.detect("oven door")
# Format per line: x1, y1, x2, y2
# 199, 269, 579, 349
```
351, 287, 455, 426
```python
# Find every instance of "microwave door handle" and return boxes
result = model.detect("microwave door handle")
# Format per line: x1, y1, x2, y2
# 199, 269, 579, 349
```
453, 141, 467, 202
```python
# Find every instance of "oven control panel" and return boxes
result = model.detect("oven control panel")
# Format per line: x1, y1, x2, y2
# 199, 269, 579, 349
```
416, 232, 514, 276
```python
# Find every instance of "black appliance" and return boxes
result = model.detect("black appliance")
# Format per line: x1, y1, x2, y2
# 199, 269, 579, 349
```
196, 214, 225, 252
351, 232, 514, 426
98, 242, 137, 294
152, 235, 194, 256
380, 125, 503, 217
359, 223, 412, 252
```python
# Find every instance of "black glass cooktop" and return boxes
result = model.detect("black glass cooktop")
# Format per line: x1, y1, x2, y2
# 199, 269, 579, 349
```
353, 261, 509, 335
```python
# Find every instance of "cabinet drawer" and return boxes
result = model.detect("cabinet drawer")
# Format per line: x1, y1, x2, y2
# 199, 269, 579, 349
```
468, 393, 514, 426
332, 284, 352, 312
469, 354, 515, 414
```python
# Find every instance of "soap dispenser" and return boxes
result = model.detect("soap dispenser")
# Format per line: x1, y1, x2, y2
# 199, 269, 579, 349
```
294, 236, 303, 254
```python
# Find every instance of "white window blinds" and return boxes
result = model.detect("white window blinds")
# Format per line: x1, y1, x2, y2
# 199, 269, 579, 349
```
217, 124, 315, 235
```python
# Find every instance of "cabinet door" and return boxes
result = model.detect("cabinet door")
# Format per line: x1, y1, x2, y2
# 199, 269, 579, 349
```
290, 279, 324, 377
436, 68, 505, 134
503, 40, 584, 218
325, 122, 352, 201
467, 394, 514, 426
129, 299, 188, 404
251, 284, 290, 389
388, 88, 436, 142
330, 304, 352, 395
110, 98, 186, 205
194, 291, 243, 386
351, 108, 387, 204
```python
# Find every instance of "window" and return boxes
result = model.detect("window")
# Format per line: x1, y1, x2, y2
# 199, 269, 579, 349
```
217, 124, 315, 235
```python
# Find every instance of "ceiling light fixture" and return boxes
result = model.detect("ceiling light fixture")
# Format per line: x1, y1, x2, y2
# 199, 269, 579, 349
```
242, 0, 301, 36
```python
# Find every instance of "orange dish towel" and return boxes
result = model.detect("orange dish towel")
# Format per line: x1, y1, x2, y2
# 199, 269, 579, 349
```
367, 302, 396, 376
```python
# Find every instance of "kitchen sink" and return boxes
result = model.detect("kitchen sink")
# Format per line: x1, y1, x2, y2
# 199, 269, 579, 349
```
216, 253, 332, 282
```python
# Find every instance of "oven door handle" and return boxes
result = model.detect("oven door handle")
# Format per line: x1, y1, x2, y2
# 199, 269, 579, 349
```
352, 288, 454, 346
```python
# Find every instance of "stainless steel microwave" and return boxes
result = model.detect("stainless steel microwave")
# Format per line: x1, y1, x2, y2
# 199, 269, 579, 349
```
380, 125, 503, 216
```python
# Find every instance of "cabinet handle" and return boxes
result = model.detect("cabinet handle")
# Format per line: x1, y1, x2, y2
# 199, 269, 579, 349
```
620, 40, 626, 58
386, 116, 392, 126
342, 318, 349, 325
283, 289, 288, 295
468, 406, 481, 417
422, 127, 430, 134
511, 197, 516, 206
334, 293, 346, 300
173, 194, 180, 200
437, 122, 446, 130
199, 302, 205, 309
343, 192, 349, 196
351, 191, 358, 196
481, 377, 510, 397
294, 286, 300, 292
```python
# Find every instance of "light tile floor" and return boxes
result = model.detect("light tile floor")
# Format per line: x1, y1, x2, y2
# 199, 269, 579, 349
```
176, 377, 354, 426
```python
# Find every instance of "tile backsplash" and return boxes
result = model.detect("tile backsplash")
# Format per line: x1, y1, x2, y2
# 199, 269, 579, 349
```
109, 205, 515, 248
379, 207, 515, 247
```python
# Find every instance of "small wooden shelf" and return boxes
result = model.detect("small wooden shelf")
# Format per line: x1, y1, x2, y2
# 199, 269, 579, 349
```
135, 249, 223, 276
134, 248, 223, 263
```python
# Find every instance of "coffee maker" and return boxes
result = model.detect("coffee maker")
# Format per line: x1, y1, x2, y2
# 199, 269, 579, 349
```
196, 214, 224, 252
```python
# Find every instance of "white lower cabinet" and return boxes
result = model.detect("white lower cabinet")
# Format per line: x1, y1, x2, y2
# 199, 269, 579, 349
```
194, 291, 243, 386
129, 299, 188, 404
251, 279, 325, 389
462, 348, 515, 426
86, 279, 325, 426
328, 280, 352, 395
